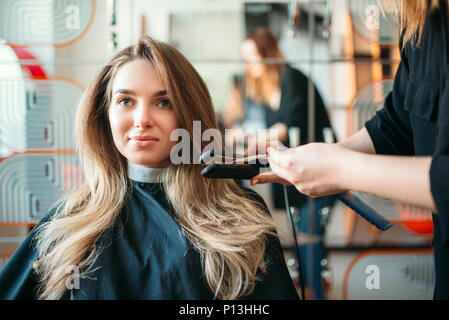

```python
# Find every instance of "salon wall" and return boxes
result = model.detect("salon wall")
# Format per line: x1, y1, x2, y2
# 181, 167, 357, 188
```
54, 0, 110, 88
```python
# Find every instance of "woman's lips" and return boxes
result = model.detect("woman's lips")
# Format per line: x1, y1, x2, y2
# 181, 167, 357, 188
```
129, 135, 159, 147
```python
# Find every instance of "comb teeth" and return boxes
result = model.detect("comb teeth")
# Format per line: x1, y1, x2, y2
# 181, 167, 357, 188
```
338, 192, 393, 231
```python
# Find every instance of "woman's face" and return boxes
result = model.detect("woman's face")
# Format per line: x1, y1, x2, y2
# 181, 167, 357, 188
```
108, 59, 180, 168
241, 39, 264, 78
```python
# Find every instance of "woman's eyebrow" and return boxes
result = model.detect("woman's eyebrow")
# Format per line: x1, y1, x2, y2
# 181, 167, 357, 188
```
154, 90, 168, 97
113, 89, 167, 97
114, 89, 137, 96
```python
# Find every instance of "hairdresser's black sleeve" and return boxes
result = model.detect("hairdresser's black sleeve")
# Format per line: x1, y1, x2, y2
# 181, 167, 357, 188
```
241, 188, 299, 300
364, 61, 415, 156
430, 76, 449, 245
0, 207, 57, 300
279, 66, 333, 146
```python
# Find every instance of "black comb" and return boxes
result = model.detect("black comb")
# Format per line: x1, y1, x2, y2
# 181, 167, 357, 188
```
338, 192, 393, 231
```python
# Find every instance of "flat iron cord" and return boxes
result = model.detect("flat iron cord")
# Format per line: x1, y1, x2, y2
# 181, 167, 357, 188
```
283, 184, 306, 300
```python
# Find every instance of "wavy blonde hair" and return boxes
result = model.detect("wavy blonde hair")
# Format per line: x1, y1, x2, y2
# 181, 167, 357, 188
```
381, 0, 440, 49
33, 36, 278, 300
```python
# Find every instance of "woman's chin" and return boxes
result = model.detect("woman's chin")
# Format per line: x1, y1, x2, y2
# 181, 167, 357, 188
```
128, 156, 170, 168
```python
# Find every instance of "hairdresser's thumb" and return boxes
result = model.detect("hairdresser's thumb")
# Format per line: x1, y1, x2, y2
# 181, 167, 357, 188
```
267, 146, 284, 166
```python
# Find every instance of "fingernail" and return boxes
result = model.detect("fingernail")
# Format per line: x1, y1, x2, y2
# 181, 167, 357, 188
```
252, 179, 259, 186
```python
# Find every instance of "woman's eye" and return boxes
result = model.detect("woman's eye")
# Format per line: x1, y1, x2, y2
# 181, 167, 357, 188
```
118, 98, 133, 107
156, 99, 171, 108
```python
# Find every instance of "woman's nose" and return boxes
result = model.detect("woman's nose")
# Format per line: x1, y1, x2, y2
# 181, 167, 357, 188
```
134, 105, 154, 128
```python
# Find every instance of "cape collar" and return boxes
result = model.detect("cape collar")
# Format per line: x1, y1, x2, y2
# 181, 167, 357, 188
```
127, 160, 165, 183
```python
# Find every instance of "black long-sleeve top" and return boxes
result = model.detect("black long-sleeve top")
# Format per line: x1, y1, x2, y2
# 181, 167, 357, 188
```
264, 65, 333, 147
0, 180, 299, 300
364, 0, 449, 299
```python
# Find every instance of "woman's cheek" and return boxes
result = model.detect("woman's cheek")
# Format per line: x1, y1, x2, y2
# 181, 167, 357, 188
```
109, 112, 129, 149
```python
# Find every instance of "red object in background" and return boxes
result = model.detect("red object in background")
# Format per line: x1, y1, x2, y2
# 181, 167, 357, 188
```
401, 219, 434, 235
398, 204, 434, 235
10, 45, 48, 80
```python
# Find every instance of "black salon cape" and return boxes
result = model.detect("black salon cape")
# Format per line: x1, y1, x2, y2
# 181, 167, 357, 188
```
264, 65, 335, 209
365, 0, 449, 299
0, 180, 299, 300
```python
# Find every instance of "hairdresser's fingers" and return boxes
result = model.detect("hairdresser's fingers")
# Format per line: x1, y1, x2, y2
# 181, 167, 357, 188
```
266, 146, 303, 183
250, 171, 291, 186
266, 146, 290, 169
268, 140, 287, 153
268, 162, 292, 183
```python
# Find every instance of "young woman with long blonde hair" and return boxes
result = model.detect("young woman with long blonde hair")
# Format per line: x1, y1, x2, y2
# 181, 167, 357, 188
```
253, 0, 449, 299
0, 36, 298, 300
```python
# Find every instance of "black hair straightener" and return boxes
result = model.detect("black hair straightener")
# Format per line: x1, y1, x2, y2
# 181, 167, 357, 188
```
199, 149, 393, 232
199, 149, 270, 179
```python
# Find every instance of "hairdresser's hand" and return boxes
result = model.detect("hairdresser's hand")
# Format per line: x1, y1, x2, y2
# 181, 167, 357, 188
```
251, 143, 348, 197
